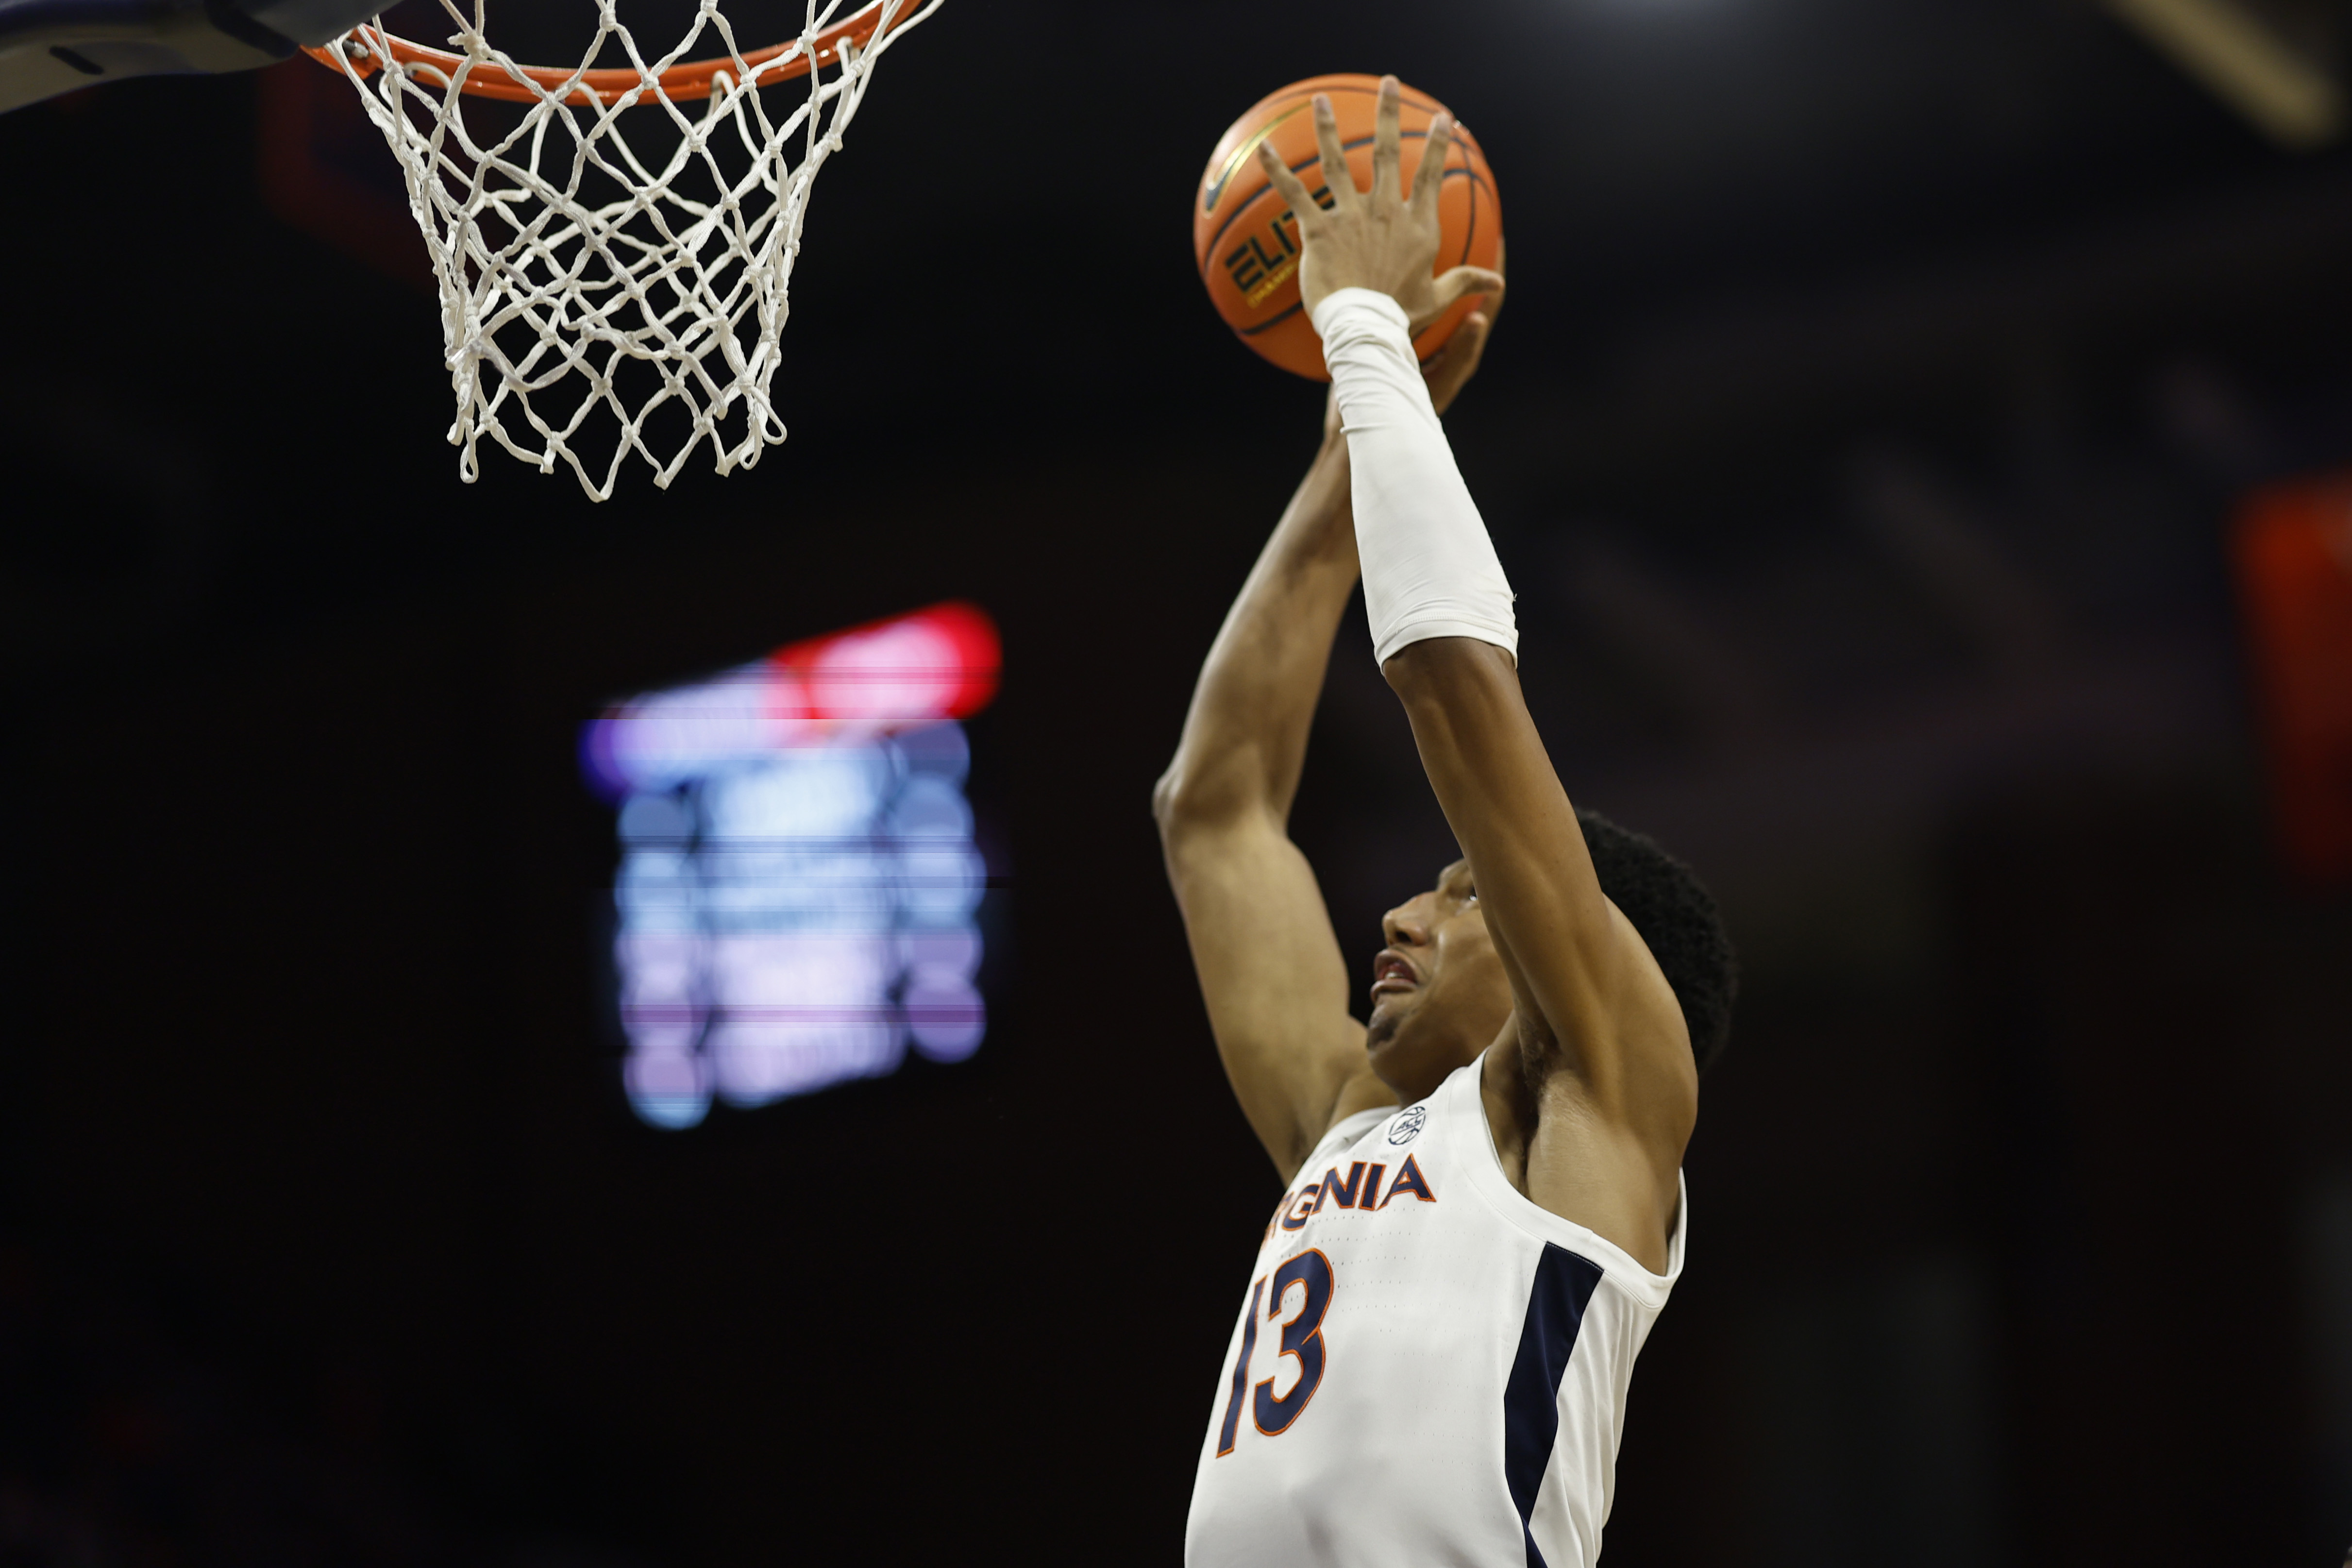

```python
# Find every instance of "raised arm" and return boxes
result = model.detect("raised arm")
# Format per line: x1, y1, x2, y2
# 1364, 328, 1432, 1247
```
1155, 328, 1494, 1180
1384, 643, 1697, 1241
1259, 80, 1691, 1263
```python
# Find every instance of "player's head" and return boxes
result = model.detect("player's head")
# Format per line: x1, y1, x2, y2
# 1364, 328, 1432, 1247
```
1364, 810, 1738, 1101
1575, 811, 1738, 1072
1364, 858, 1513, 1100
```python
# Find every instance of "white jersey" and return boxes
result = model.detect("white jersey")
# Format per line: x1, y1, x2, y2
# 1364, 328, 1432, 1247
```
1184, 1057, 1686, 1568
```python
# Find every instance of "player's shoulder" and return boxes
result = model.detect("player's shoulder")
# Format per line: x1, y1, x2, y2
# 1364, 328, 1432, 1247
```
1290, 1064, 1471, 1183
1289, 1105, 1393, 1182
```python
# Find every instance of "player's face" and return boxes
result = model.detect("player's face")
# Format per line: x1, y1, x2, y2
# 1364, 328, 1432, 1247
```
1365, 859, 1514, 1103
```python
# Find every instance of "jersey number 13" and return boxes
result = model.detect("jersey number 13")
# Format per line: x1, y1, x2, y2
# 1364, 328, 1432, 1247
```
1215, 1248, 1334, 1455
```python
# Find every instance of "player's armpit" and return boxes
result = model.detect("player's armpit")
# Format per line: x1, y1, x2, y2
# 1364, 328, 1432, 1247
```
1160, 806, 1379, 1179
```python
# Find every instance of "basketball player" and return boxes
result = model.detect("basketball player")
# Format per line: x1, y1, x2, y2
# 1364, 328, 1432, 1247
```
1154, 79, 1737, 1567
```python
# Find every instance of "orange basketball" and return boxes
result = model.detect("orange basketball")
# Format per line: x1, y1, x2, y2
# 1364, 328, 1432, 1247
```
1194, 74, 1502, 382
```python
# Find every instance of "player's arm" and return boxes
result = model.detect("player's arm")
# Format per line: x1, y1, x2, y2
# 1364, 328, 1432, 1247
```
1385, 645, 1697, 1197
1259, 82, 1692, 1235
1154, 329, 1495, 1180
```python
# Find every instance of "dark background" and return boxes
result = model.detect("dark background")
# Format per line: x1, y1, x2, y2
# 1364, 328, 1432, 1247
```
2, 0, 2349, 1562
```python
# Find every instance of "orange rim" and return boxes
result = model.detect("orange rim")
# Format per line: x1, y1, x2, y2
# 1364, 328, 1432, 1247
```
302, 0, 913, 106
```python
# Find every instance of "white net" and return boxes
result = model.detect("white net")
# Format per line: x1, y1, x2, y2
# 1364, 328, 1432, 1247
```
323, 0, 939, 501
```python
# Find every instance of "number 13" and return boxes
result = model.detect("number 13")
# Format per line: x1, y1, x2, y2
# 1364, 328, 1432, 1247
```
1214, 1248, 1334, 1455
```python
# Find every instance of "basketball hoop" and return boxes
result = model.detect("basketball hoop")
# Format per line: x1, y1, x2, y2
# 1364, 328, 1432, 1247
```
305, 0, 940, 500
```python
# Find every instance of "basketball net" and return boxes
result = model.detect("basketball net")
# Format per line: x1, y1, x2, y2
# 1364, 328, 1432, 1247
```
319, 0, 940, 501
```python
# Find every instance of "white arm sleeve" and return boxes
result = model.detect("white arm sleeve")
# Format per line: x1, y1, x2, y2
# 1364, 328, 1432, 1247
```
1311, 287, 1517, 666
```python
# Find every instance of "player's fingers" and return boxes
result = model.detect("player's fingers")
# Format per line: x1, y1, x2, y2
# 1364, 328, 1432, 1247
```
1312, 94, 1356, 208
1450, 310, 1494, 369
1257, 141, 1321, 229
1411, 113, 1455, 217
1372, 75, 1403, 201
1429, 265, 1506, 317
1426, 312, 1491, 415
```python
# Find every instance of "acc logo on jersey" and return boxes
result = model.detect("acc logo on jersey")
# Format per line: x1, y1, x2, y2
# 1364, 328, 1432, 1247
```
1387, 1106, 1427, 1145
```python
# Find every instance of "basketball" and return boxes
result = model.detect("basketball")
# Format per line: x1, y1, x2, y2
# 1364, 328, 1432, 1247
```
1194, 74, 1503, 381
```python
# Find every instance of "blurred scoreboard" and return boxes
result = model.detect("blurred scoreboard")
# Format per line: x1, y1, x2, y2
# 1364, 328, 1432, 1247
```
581, 604, 1002, 1128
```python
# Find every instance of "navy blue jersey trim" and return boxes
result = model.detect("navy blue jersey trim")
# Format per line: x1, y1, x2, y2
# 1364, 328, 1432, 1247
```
1502, 1243, 1605, 1567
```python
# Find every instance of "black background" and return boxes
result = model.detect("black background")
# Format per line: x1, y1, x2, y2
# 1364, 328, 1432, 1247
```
1, 1, 2350, 1563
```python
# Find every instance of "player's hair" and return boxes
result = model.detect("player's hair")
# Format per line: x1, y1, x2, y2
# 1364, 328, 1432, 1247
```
1577, 809, 1738, 1072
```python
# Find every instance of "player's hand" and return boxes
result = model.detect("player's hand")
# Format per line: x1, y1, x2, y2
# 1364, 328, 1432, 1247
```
1323, 304, 1498, 440
1425, 306, 1495, 416
1257, 75, 1505, 335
